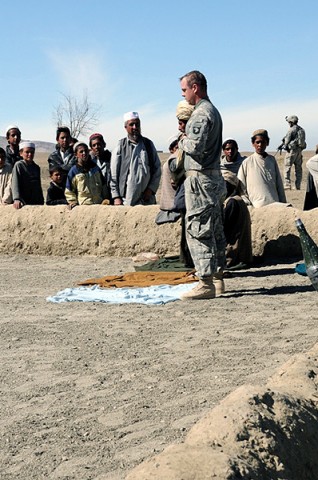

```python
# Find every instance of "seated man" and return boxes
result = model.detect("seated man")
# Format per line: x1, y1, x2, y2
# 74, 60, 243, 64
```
156, 100, 195, 268
155, 137, 180, 224
110, 112, 161, 206
238, 129, 286, 208
221, 139, 252, 268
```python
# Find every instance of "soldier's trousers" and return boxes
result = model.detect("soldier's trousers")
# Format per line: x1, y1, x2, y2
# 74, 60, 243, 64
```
184, 173, 226, 279
284, 149, 303, 189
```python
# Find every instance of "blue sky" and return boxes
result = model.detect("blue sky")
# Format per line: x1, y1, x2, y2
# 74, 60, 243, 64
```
1, 0, 317, 151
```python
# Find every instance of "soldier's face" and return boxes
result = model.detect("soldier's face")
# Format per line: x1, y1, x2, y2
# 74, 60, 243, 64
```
180, 78, 196, 105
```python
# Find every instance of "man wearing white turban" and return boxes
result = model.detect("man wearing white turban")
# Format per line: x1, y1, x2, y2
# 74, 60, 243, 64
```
110, 112, 161, 206
12, 141, 44, 209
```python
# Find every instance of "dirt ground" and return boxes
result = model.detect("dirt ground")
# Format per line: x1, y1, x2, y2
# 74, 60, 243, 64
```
2, 252, 318, 479
1, 151, 317, 479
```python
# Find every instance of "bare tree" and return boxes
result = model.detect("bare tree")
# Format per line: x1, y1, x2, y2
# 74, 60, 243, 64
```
52, 91, 100, 139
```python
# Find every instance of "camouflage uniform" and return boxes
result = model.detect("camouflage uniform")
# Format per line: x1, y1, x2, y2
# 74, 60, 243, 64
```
179, 98, 226, 279
283, 124, 305, 190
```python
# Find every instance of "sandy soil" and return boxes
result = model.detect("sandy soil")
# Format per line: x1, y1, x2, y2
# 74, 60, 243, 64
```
2, 253, 318, 479
1, 151, 317, 479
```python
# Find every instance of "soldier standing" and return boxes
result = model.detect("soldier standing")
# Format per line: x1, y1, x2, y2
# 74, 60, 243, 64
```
279, 115, 306, 190
178, 70, 226, 300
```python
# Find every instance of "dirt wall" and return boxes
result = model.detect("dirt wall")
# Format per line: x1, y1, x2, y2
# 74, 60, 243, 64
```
0, 204, 317, 258
127, 343, 318, 479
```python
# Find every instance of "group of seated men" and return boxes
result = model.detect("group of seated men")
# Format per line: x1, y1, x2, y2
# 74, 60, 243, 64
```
0, 106, 309, 272
0, 111, 161, 209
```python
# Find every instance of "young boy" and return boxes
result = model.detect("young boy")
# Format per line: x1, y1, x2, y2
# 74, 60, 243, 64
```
65, 142, 105, 207
46, 166, 68, 205
89, 133, 112, 201
48, 126, 76, 186
12, 141, 44, 209
5, 125, 22, 166
238, 129, 286, 208
0, 147, 13, 204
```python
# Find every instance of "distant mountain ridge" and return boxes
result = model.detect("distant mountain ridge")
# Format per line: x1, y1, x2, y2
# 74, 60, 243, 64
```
0, 136, 55, 153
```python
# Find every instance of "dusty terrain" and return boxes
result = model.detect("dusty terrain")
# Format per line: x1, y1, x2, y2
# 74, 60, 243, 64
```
2, 254, 318, 479
1, 151, 318, 479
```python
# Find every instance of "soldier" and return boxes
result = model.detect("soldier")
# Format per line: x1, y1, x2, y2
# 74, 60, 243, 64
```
279, 115, 306, 190
178, 70, 226, 300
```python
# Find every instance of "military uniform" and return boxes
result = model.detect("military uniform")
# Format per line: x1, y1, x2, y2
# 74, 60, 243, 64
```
178, 98, 226, 280
283, 119, 306, 190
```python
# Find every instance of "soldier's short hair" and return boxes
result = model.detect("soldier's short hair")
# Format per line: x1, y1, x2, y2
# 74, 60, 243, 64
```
180, 70, 207, 92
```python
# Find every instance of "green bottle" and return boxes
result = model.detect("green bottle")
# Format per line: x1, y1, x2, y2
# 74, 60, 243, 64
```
295, 218, 318, 291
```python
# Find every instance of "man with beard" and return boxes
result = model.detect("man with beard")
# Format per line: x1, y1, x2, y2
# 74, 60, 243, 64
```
110, 112, 161, 206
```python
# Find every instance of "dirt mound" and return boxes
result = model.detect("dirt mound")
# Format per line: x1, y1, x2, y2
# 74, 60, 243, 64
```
127, 343, 318, 479
1, 203, 317, 259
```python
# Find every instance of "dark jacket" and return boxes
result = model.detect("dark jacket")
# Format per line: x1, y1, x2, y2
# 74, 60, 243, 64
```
90, 149, 112, 200
12, 160, 44, 205
48, 147, 76, 173
46, 181, 68, 205
5, 145, 22, 167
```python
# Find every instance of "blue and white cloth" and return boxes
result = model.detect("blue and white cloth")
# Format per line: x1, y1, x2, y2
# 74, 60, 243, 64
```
47, 283, 197, 305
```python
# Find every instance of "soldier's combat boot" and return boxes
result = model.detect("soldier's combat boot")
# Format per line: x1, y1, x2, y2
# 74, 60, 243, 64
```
181, 277, 216, 300
213, 270, 225, 296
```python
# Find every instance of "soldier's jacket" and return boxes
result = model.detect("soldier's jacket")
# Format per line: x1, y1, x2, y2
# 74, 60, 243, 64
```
284, 124, 306, 151
178, 98, 222, 171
